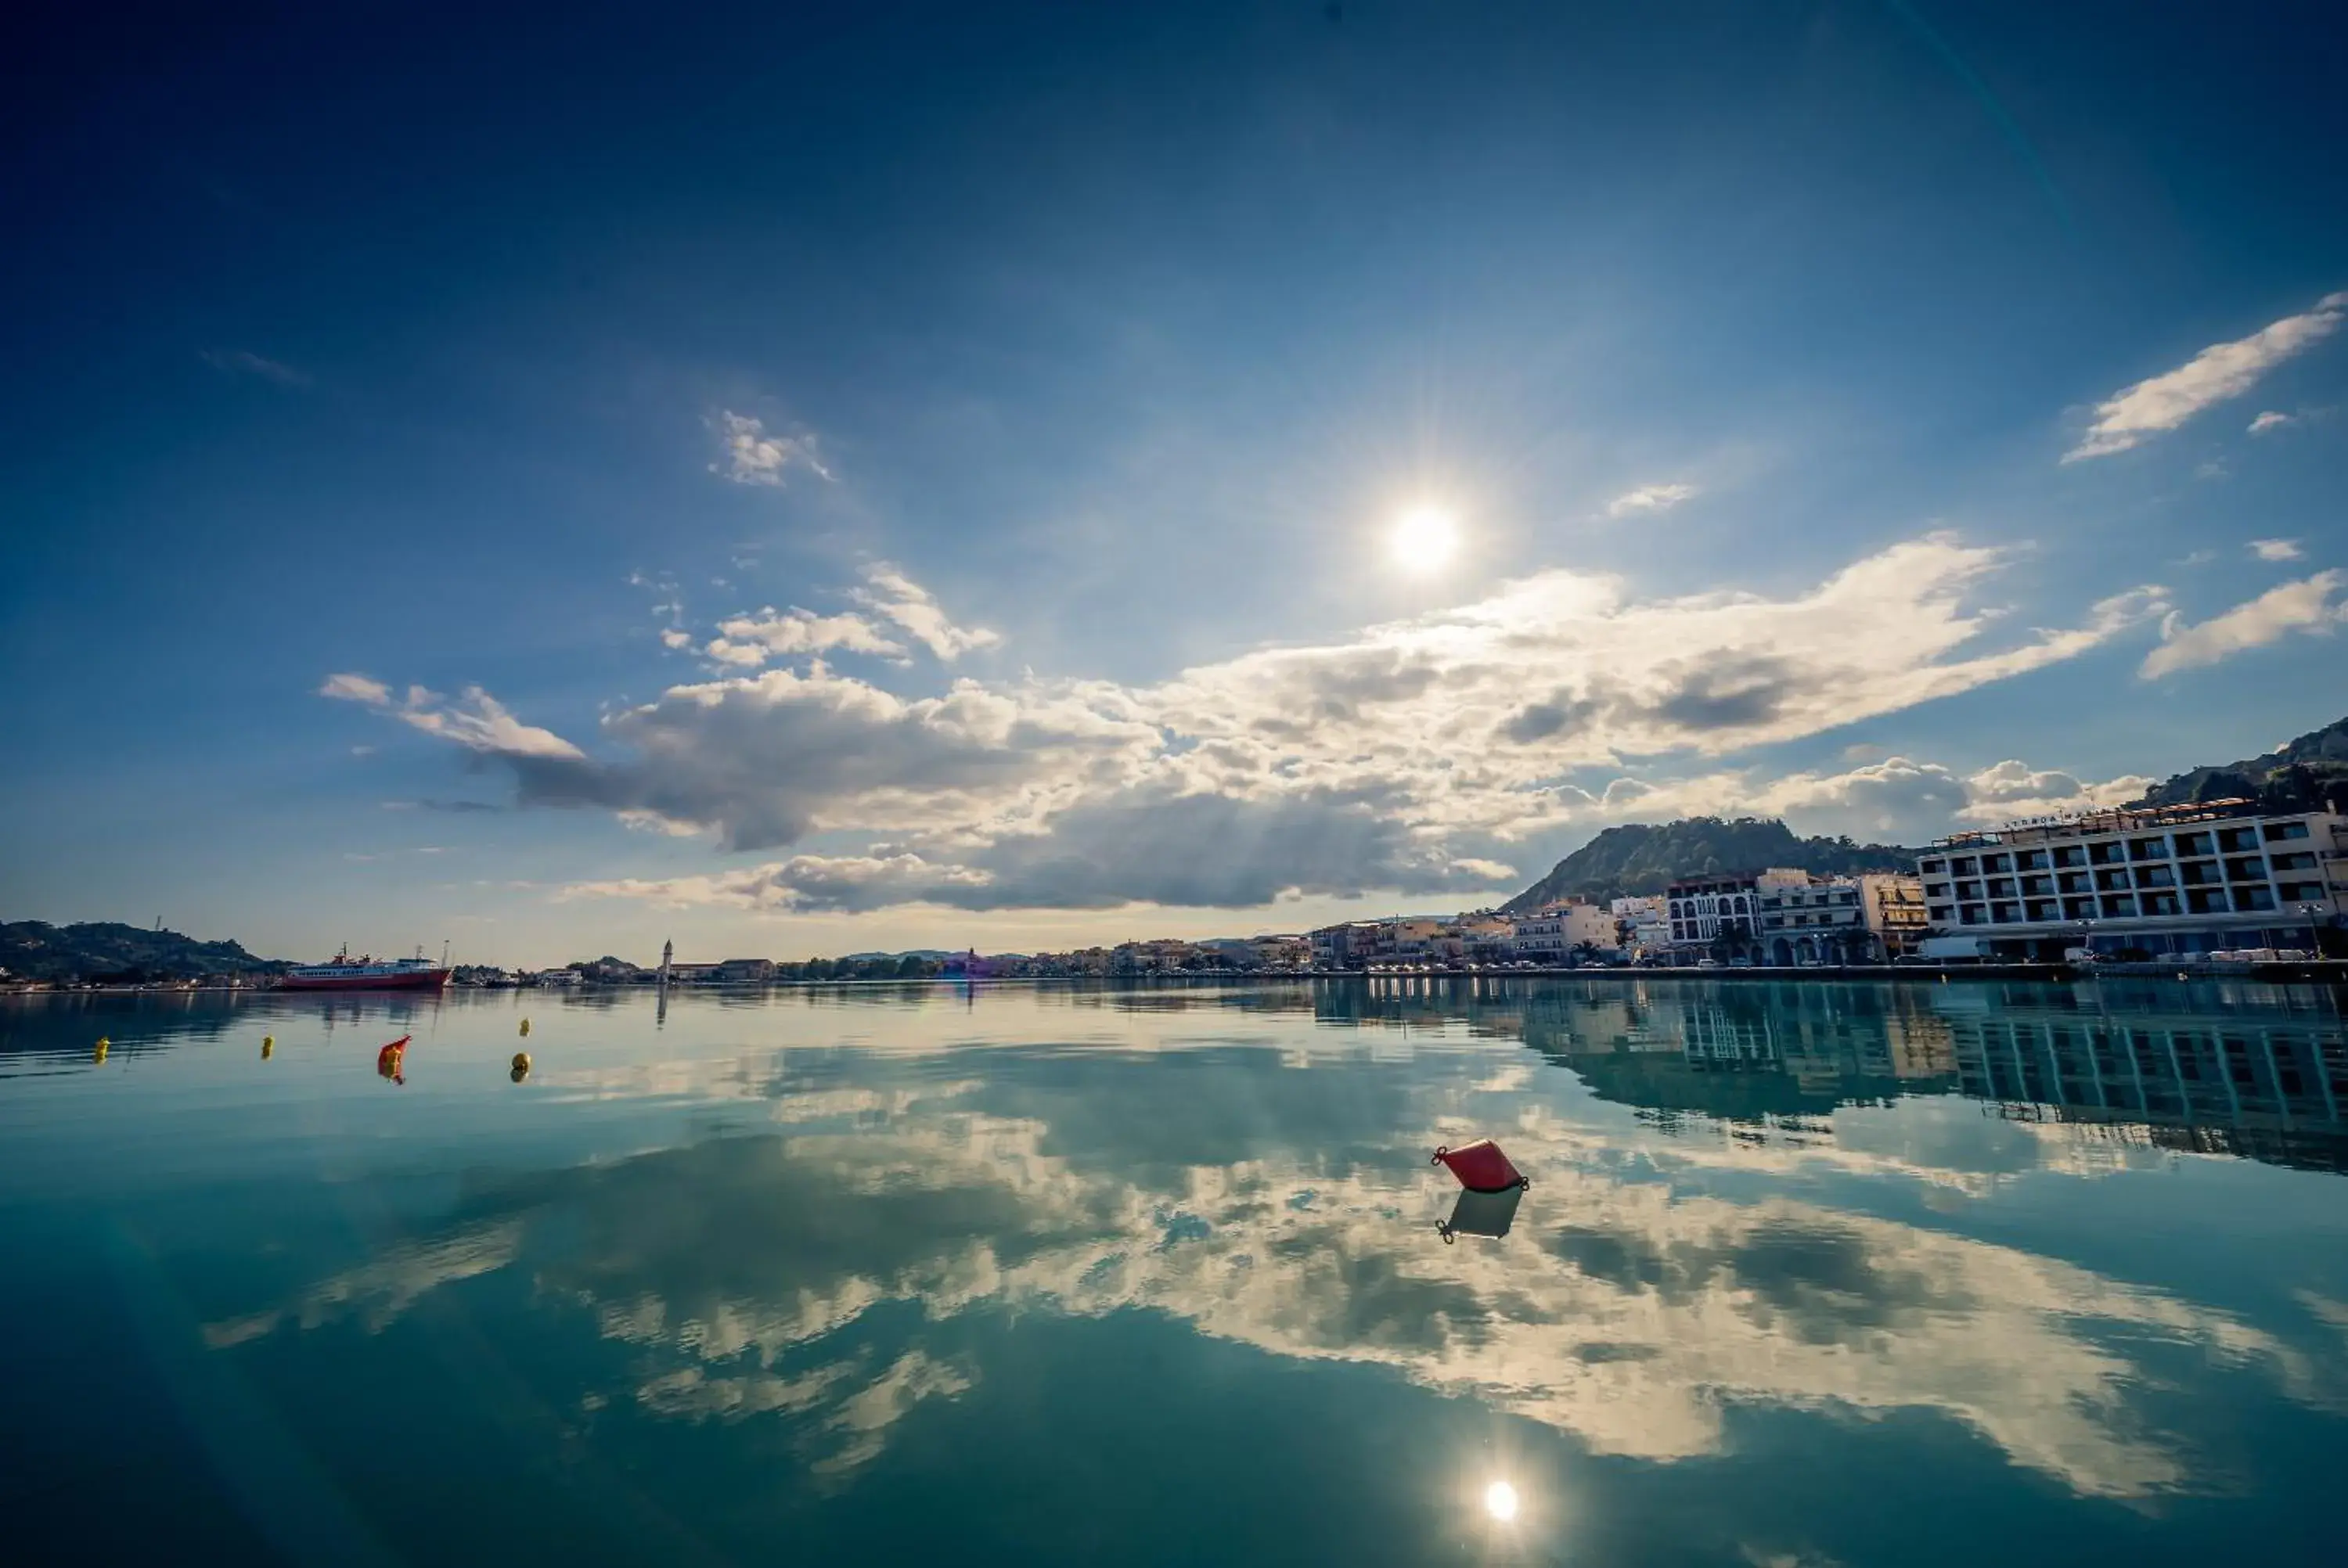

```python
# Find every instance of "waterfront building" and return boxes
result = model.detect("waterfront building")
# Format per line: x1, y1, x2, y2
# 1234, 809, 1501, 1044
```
1506, 901, 1619, 962
1755, 874, 1870, 964
1667, 868, 1810, 948
1915, 800, 2346, 960
1858, 872, 1929, 960
1246, 934, 1312, 969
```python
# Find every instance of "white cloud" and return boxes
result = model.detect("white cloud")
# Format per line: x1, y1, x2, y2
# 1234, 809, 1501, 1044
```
320, 672, 391, 704
711, 410, 833, 487
682, 565, 996, 669
339, 535, 2171, 909
2248, 410, 2296, 435
1957, 761, 2152, 824
2249, 538, 2303, 562
1607, 482, 1699, 517
852, 563, 1003, 660
2065, 291, 2348, 461
323, 673, 585, 760
2140, 570, 2347, 678
659, 628, 693, 649
704, 607, 905, 667
201, 348, 312, 387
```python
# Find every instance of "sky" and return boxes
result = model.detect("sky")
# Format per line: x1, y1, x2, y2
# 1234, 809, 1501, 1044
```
4, 1, 2346, 967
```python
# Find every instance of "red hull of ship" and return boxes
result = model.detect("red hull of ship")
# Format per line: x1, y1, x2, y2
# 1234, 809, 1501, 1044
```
279, 969, 452, 993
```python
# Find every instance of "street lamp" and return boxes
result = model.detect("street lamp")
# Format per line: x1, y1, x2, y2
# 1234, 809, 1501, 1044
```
2295, 901, 2335, 959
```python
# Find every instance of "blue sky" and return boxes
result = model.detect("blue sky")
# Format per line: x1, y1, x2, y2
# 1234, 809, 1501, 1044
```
4, 2, 2346, 965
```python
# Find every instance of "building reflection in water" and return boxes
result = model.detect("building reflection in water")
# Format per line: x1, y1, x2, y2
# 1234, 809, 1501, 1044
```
1943, 992, 2348, 1174
1328, 976, 2348, 1176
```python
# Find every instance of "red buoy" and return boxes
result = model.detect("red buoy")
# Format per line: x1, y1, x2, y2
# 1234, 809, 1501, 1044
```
1432, 1138, 1527, 1192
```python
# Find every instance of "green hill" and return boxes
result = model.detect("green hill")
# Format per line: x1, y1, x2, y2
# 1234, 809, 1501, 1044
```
1503, 818, 1916, 911
0, 921, 290, 984
2136, 714, 2348, 812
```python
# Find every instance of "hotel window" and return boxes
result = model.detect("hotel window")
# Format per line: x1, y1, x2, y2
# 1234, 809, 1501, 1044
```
2270, 851, 2318, 872
1950, 858, 1978, 876
2127, 837, 2169, 861
2142, 893, 2181, 917
2233, 886, 2276, 912
2262, 821, 2310, 843
2187, 888, 2227, 914
1923, 882, 1950, 900
1986, 878, 2016, 898
1959, 906, 1983, 925
2058, 871, 2091, 894
2094, 868, 2130, 892
2062, 898, 2094, 920
2219, 826, 2259, 853
2053, 845, 2086, 868
2177, 860, 2217, 885
2022, 875, 2054, 897
2132, 865, 2174, 889
2017, 849, 2049, 870
1982, 853, 2012, 872
2174, 832, 2214, 857
2100, 894, 2138, 918
1956, 880, 1982, 901
1990, 903, 2020, 923
2089, 840, 2122, 865
2026, 900, 2058, 922
2224, 858, 2267, 882
2278, 882, 2326, 903
1918, 858, 1946, 876
1928, 905, 1954, 924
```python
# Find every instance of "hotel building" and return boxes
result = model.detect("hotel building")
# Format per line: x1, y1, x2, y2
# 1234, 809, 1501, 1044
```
1915, 800, 2346, 960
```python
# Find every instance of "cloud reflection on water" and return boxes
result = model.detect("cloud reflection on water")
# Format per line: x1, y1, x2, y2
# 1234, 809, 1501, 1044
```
198, 1005, 2345, 1500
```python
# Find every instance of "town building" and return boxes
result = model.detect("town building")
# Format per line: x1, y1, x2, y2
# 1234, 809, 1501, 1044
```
1858, 872, 1928, 961
1610, 895, 1671, 955
1506, 901, 1619, 962
1755, 874, 1870, 965
1666, 869, 1810, 948
1915, 801, 2346, 960
1247, 935, 1312, 969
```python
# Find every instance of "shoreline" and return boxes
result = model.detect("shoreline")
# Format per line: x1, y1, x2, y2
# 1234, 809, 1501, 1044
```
10, 958, 2348, 997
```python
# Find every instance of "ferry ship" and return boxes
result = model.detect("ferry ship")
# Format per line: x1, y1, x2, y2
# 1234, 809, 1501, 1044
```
280, 947, 452, 993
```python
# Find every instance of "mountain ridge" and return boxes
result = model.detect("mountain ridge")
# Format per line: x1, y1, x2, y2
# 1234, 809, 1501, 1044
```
0, 921, 290, 984
1502, 818, 1917, 911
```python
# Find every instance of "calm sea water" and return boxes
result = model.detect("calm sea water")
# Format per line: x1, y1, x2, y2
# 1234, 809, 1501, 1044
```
3, 978, 2345, 1566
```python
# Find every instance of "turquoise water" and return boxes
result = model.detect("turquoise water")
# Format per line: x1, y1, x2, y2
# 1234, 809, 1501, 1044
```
3, 979, 2345, 1566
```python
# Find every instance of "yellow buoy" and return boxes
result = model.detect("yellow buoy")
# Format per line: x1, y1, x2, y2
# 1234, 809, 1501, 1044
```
94, 1038, 110, 1063
261, 1038, 275, 1059
511, 1051, 531, 1072
518, 1018, 531, 1037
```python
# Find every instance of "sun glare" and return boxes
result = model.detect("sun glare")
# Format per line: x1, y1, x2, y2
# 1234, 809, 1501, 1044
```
1389, 505, 1460, 573
1483, 1480, 1520, 1523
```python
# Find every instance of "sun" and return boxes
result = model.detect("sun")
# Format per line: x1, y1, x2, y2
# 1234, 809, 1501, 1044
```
1389, 505, 1460, 573
1483, 1480, 1520, 1523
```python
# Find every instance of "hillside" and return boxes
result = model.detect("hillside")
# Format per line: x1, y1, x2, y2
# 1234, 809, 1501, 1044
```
2137, 714, 2348, 811
1503, 818, 1917, 911
0, 921, 290, 984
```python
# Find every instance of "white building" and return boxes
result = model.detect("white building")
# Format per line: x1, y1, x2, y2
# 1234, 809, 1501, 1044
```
1915, 801, 2346, 960
1666, 869, 1811, 948
1507, 901, 1619, 962
1754, 875, 1870, 964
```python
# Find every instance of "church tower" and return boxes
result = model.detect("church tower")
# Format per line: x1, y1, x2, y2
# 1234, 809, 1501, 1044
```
660, 938, 673, 986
